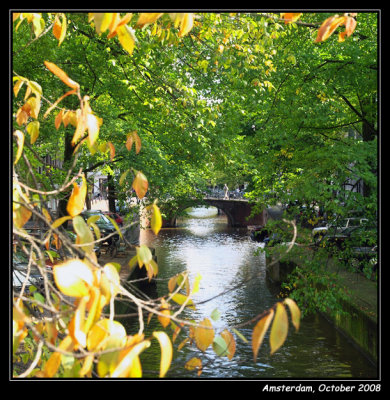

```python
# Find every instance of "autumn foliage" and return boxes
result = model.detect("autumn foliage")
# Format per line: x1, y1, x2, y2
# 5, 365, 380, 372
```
12, 11, 364, 378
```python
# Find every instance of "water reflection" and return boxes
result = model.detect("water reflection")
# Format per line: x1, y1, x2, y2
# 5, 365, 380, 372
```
133, 207, 377, 379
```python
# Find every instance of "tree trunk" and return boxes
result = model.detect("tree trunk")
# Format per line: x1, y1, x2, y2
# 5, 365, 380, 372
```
57, 131, 74, 227
107, 173, 116, 213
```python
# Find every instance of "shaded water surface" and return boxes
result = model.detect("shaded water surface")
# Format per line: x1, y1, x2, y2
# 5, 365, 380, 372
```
123, 207, 377, 379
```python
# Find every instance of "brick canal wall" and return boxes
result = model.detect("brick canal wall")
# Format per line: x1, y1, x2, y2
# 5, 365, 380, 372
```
265, 245, 378, 365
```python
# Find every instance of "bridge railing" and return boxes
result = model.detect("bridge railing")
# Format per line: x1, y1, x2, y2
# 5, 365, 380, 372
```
203, 188, 246, 200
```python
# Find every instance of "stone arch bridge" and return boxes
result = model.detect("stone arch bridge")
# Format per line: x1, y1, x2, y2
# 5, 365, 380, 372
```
164, 198, 268, 228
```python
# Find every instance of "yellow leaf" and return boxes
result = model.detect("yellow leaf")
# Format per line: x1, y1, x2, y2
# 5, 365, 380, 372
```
110, 340, 150, 378
151, 204, 162, 235
269, 303, 288, 355
132, 170, 148, 199
58, 13, 67, 46
153, 331, 172, 378
13, 78, 25, 98
179, 13, 194, 37
13, 130, 24, 165
26, 120, 40, 144
108, 141, 115, 161
44, 61, 79, 89
44, 89, 77, 119
52, 14, 62, 40
283, 298, 301, 331
55, 109, 63, 129
51, 215, 72, 229
171, 293, 195, 309
26, 96, 41, 119
220, 329, 236, 360
252, 309, 274, 362
117, 24, 136, 55
185, 357, 202, 376
73, 215, 95, 253
194, 318, 214, 352
66, 174, 87, 217
105, 214, 123, 240
89, 13, 113, 35
158, 299, 171, 328
13, 183, 32, 228
136, 13, 163, 28
44, 351, 61, 378
315, 15, 356, 43
135, 244, 153, 267
126, 130, 141, 153
53, 259, 94, 297
280, 13, 302, 24
68, 296, 87, 348
86, 112, 102, 148
79, 354, 94, 377
119, 169, 130, 186
100, 263, 121, 300
44, 335, 73, 377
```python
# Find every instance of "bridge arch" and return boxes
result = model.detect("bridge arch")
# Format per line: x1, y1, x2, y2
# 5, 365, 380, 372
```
162, 198, 267, 228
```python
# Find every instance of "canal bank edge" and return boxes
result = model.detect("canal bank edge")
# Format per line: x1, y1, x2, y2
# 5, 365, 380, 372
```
265, 244, 378, 366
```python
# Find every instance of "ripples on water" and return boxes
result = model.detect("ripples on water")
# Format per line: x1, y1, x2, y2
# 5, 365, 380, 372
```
131, 207, 377, 379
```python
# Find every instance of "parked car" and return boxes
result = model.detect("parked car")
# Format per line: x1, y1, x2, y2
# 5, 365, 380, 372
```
312, 217, 368, 247
13, 250, 50, 293
102, 211, 124, 226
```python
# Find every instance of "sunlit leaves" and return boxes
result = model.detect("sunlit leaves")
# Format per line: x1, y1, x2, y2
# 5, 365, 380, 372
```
251, 299, 301, 361
111, 339, 150, 377
53, 259, 94, 297
136, 13, 163, 28
66, 174, 87, 217
126, 130, 141, 153
315, 14, 357, 43
44, 61, 79, 90
13, 130, 24, 165
169, 13, 194, 37
117, 24, 137, 55
89, 13, 135, 54
44, 335, 73, 377
53, 13, 67, 46
150, 203, 162, 235
153, 331, 173, 378
128, 245, 158, 281
13, 181, 32, 228
100, 263, 121, 301
171, 293, 195, 309
73, 215, 95, 253
26, 120, 40, 144
14, 13, 45, 38
132, 170, 148, 199
91, 319, 127, 376
280, 13, 302, 24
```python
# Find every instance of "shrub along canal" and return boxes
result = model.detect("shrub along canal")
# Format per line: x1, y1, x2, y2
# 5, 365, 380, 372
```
120, 206, 377, 379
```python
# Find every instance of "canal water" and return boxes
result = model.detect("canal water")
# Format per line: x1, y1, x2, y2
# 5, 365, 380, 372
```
125, 206, 377, 379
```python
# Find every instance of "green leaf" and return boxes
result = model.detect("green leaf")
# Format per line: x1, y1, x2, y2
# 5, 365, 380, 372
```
212, 335, 229, 357
136, 244, 152, 267
73, 215, 94, 253
210, 308, 221, 321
